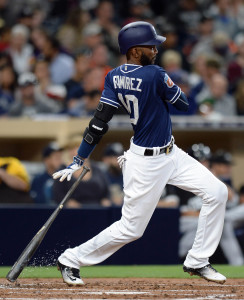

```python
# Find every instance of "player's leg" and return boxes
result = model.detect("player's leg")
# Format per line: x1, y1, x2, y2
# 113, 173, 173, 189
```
58, 149, 174, 271
168, 145, 228, 283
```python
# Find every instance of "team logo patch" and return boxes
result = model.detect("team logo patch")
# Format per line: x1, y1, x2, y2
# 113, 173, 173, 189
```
164, 74, 174, 88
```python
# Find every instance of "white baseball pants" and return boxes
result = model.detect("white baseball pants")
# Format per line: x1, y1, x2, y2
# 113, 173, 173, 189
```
59, 143, 228, 269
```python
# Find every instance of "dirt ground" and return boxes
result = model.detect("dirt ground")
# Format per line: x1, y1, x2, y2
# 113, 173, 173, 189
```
1, 278, 244, 299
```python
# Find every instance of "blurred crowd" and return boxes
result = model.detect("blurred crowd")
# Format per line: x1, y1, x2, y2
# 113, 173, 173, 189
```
0, 0, 244, 118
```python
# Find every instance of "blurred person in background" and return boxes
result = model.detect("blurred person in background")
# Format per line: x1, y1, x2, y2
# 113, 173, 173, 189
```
30, 27, 49, 58
39, 35, 75, 84
160, 49, 184, 75
7, 24, 34, 75
8, 72, 61, 117
0, 59, 17, 116
191, 56, 222, 105
234, 77, 244, 115
82, 23, 104, 52
30, 142, 63, 205
208, 0, 239, 38
210, 150, 238, 209
123, 0, 154, 25
198, 73, 236, 119
64, 49, 91, 113
156, 22, 189, 71
90, 44, 112, 89
52, 136, 111, 208
68, 89, 101, 117
83, 67, 104, 94
93, 0, 120, 56
0, 155, 32, 204
227, 34, 244, 94
56, 7, 90, 54
66, 66, 104, 116
101, 143, 124, 206
33, 58, 66, 113
189, 14, 214, 64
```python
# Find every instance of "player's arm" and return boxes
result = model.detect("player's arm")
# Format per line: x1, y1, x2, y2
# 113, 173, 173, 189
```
156, 68, 189, 112
170, 91, 189, 112
53, 102, 117, 182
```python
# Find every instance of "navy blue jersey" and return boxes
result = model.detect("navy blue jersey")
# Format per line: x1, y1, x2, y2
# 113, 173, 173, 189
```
100, 64, 181, 147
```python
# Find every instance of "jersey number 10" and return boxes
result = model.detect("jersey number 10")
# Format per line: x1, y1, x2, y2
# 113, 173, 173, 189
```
118, 93, 139, 125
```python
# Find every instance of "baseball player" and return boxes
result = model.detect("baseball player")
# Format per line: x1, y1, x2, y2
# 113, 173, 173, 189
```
53, 21, 228, 285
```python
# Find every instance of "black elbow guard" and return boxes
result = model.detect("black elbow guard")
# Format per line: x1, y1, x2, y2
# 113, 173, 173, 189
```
95, 102, 117, 122
83, 117, 109, 145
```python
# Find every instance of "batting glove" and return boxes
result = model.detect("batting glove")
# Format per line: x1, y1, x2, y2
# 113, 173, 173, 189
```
53, 155, 84, 182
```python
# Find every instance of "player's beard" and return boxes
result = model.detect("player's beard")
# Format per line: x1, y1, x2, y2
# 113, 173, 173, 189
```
140, 52, 155, 66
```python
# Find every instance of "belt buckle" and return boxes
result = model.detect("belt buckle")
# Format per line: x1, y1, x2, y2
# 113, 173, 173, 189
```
166, 146, 170, 155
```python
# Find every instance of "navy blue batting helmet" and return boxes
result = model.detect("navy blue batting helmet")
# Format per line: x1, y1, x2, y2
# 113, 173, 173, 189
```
118, 21, 166, 54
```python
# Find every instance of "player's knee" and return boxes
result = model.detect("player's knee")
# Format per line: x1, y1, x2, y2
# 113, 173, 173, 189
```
119, 221, 144, 241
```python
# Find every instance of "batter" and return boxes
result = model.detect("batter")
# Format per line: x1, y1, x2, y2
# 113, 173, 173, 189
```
53, 21, 228, 285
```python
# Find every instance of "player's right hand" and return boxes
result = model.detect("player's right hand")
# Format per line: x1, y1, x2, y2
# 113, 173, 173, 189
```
53, 155, 84, 182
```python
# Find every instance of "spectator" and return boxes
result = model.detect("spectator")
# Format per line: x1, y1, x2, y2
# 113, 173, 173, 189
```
53, 136, 111, 208
160, 49, 184, 74
227, 33, 244, 93
83, 67, 105, 93
33, 58, 66, 113
156, 22, 189, 71
210, 150, 238, 209
68, 89, 101, 117
82, 23, 104, 52
208, 0, 239, 38
56, 7, 89, 54
7, 24, 34, 74
0, 62, 17, 116
8, 72, 61, 117
90, 44, 112, 89
30, 27, 49, 58
64, 49, 91, 113
101, 143, 124, 206
0, 155, 32, 204
234, 77, 244, 115
192, 56, 222, 104
93, 0, 120, 55
198, 73, 237, 118
189, 14, 214, 63
40, 35, 75, 84
30, 142, 63, 204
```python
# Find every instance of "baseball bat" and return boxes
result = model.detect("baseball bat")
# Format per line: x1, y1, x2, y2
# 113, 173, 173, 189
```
6, 165, 90, 283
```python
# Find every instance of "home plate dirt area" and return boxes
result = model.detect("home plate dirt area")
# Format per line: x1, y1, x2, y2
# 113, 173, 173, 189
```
1, 278, 244, 299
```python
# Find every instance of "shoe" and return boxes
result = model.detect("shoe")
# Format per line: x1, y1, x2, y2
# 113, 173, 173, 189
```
57, 260, 84, 285
183, 264, 226, 284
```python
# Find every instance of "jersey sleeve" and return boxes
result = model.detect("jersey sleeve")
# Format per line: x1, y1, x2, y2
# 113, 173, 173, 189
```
156, 68, 181, 104
100, 72, 120, 108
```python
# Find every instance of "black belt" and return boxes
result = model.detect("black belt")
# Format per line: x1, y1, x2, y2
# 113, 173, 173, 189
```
144, 141, 174, 156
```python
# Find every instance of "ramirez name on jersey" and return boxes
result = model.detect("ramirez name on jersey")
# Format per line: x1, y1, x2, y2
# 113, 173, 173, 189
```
113, 75, 142, 92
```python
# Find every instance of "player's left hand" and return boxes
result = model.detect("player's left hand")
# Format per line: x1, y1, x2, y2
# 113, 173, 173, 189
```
53, 155, 84, 182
